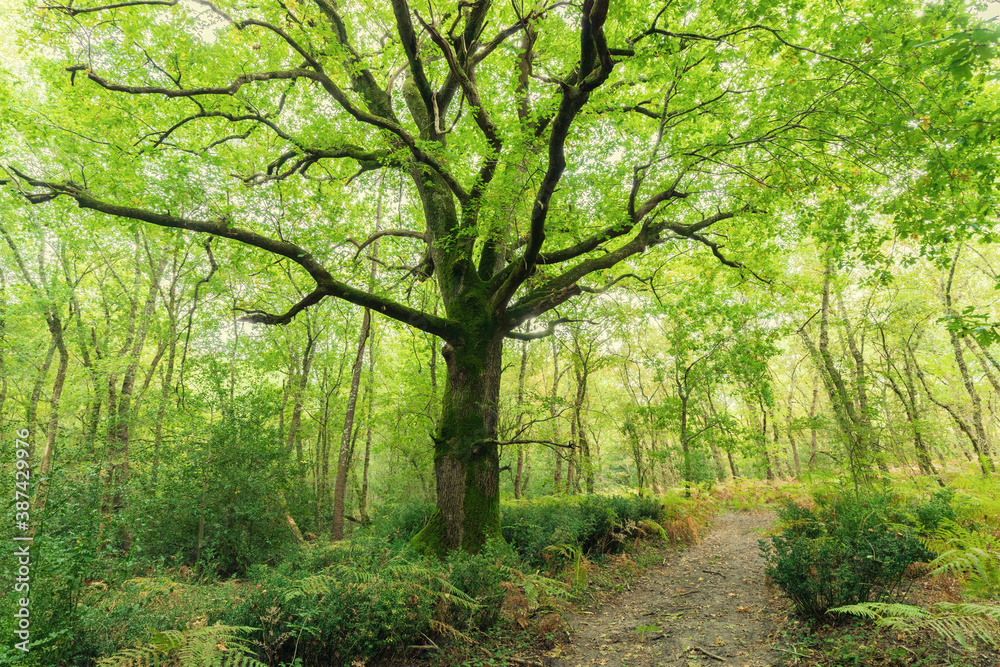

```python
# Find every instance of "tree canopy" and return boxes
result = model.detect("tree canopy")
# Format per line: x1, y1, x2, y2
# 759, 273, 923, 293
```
2, 0, 997, 555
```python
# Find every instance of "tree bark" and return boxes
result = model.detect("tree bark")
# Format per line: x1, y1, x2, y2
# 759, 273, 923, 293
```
912, 345, 992, 475
359, 337, 376, 525
411, 329, 505, 556
105, 246, 165, 551
550, 337, 564, 491
572, 360, 593, 494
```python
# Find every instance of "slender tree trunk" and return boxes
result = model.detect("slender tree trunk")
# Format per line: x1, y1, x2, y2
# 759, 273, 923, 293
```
152, 305, 179, 487
285, 329, 315, 460
566, 417, 576, 495
195, 435, 211, 563
680, 390, 694, 491
0, 271, 6, 431
809, 380, 819, 470
573, 362, 593, 494
785, 370, 802, 477
799, 260, 878, 492
762, 405, 775, 481
550, 337, 563, 492
513, 340, 529, 499
359, 344, 375, 525
912, 346, 992, 475
26, 341, 55, 438
106, 251, 164, 551
943, 250, 993, 471
331, 309, 371, 540
31, 311, 69, 524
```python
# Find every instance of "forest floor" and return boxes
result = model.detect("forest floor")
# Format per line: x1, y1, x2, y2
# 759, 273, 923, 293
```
551, 510, 784, 667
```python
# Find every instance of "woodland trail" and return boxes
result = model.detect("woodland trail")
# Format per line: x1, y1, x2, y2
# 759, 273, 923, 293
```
553, 511, 783, 667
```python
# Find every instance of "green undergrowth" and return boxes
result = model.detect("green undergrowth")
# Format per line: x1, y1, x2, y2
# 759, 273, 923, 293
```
709, 477, 815, 510
770, 472, 1000, 665
28, 492, 701, 667
773, 617, 1000, 667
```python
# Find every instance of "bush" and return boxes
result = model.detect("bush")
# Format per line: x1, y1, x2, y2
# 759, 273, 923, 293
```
364, 500, 435, 544
910, 487, 958, 532
501, 495, 662, 572
220, 533, 513, 665
761, 492, 934, 621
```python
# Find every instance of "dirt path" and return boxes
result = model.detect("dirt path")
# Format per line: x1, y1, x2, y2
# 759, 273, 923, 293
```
554, 511, 784, 667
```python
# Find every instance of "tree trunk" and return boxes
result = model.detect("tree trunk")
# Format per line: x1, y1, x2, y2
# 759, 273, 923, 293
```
912, 345, 992, 475
680, 390, 694, 491
809, 380, 819, 470
943, 249, 994, 472
881, 328, 940, 481
762, 405, 775, 481
550, 337, 564, 491
0, 271, 6, 431
26, 342, 55, 438
285, 328, 316, 460
572, 362, 593, 494
411, 332, 504, 557
513, 340, 529, 499
105, 245, 165, 552
785, 369, 802, 477
31, 311, 69, 523
331, 309, 371, 540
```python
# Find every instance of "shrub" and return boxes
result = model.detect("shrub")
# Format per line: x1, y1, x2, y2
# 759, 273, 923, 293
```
220, 533, 521, 665
364, 499, 435, 544
910, 487, 958, 533
761, 493, 933, 621
501, 495, 662, 572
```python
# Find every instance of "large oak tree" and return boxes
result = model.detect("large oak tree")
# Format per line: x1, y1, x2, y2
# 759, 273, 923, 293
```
1, 0, 981, 554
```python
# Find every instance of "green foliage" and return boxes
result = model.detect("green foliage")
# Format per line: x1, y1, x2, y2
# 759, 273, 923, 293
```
95, 625, 264, 667
760, 492, 935, 621
909, 487, 958, 532
364, 500, 436, 544
130, 393, 300, 577
221, 533, 486, 664
500, 495, 662, 572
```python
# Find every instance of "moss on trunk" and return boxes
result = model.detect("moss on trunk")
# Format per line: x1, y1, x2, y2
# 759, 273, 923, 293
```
412, 323, 505, 556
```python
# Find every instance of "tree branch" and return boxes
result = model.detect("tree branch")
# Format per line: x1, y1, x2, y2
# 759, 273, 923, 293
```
348, 228, 427, 259
505, 317, 593, 341
6, 171, 463, 341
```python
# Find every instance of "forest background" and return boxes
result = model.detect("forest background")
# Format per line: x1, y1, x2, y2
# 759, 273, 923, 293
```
1, 0, 1000, 664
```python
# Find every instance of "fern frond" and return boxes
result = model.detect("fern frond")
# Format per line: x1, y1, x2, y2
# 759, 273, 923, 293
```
428, 618, 477, 644
925, 520, 1000, 597
97, 625, 266, 667
831, 602, 929, 621
282, 574, 334, 601
834, 600, 1000, 648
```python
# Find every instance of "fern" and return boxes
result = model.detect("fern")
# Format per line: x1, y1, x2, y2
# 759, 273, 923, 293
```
499, 565, 568, 609
833, 602, 1000, 648
97, 625, 265, 667
923, 519, 1000, 598
281, 573, 333, 602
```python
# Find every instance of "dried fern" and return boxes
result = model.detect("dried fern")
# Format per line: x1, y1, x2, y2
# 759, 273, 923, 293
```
833, 601, 1000, 648
96, 624, 265, 667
